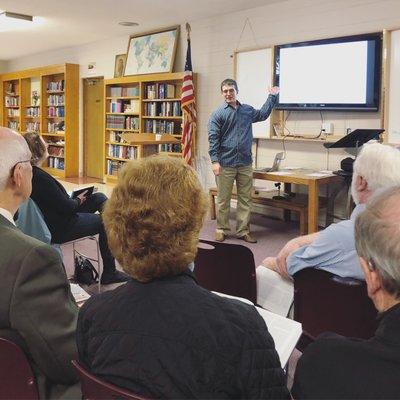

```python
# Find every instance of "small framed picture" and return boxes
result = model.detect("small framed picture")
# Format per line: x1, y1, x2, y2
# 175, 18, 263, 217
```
124, 26, 179, 76
114, 54, 127, 78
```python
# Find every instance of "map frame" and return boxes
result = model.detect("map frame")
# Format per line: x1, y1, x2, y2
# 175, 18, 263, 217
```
124, 26, 180, 76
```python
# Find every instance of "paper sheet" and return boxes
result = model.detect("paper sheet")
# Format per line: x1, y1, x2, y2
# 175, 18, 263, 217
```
213, 291, 302, 367
70, 283, 91, 304
256, 266, 294, 317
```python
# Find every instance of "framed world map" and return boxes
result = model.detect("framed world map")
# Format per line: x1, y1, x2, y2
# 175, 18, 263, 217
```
124, 26, 180, 76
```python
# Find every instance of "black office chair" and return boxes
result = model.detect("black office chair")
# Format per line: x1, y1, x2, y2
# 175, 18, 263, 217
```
194, 239, 257, 303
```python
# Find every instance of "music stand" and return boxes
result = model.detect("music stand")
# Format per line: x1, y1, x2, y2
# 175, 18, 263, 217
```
324, 128, 384, 152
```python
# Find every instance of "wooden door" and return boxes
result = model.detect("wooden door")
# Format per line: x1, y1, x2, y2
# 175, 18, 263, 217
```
83, 77, 104, 179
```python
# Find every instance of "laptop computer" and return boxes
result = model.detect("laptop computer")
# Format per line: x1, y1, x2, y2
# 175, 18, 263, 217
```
255, 152, 285, 172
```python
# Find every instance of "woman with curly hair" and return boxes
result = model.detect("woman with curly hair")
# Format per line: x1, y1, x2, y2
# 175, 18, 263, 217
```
76, 156, 288, 399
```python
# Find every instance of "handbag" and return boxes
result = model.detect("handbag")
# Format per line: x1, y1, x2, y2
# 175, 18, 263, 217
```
74, 254, 99, 285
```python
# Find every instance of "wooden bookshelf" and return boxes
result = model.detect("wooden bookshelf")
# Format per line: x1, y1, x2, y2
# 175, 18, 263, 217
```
0, 64, 79, 177
103, 72, 195, 182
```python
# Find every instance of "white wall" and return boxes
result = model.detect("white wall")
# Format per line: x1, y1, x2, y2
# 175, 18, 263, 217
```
3, 0, 400, 187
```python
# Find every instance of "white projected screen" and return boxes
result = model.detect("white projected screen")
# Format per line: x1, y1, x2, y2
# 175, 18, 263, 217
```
279, 41, 368, 104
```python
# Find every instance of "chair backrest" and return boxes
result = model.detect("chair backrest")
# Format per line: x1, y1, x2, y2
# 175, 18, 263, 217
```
72, 360, 148, 400
293, 268, 378, 350
16, 198, 52, 244
194, 239, 257, 303
0, 337, 39, 400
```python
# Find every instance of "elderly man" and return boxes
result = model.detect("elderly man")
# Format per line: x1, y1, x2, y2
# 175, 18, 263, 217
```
0, 128, 79, 399
292, 186, 400, 399
263, 142, 400, 280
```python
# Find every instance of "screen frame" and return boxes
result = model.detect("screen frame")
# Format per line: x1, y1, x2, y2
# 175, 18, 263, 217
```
274, 32, 382, 111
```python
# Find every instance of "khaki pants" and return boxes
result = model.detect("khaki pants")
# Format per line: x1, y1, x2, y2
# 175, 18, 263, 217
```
216, 164, 253, 237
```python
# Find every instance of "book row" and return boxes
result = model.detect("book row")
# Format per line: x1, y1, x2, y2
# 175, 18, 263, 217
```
48, 145, 64, 157
159, 143, 182, 153
26, 107, 40, 117
107, 160, 127, 176
108, 144, 138, 159
26, 122, 40, 133
143, 120, 180, 134
144, 101, 181, 117
8, 121, 19, 130
5, 96, 19, 107
48, 106, 65, 117
109, 86, 139, 98
47, 80, 65, 92
109, 99, 139, 114
145, 83, 176, 99
106, 115, 139, 130
48, 95, 64, 106
47, 156, 64, 170
7, 108, 20, 117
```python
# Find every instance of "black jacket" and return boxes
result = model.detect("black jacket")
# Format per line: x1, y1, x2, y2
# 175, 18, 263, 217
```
30, 166, 80, 242
77, 271, 289, 399
292, 303, 400, 399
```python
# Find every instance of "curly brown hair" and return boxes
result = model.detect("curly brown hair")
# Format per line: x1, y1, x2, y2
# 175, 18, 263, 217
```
103, 155, 208, 282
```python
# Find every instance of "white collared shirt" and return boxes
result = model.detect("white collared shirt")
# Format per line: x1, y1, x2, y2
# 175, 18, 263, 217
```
0, 207, 16, 226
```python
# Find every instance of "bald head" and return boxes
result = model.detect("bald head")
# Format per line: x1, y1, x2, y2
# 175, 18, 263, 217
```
355, 186, 400, 300
0, 127, 31, 191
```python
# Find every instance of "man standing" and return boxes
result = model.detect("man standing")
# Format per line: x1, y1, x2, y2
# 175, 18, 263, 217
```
0, 127, 80, 399
208, 79, 279, 243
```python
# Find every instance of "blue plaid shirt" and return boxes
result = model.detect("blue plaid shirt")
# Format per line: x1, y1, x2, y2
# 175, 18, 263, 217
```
208, 94, 277, 167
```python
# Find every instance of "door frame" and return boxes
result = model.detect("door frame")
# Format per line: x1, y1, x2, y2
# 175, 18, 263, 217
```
82, 76, 104, 179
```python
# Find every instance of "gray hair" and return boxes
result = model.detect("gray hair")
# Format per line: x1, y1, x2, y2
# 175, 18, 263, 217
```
0, 128, 31, 191
355, 186, 400, 299
354, 143, 400, 192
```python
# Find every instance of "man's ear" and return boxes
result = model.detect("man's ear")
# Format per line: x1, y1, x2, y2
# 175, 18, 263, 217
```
12, 164, 23, 189
357, 175, 368, 192
359, 256, 382, 298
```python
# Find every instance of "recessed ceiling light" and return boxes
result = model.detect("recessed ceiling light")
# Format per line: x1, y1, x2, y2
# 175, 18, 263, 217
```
118, 21, 139, 27
0, 11, 33, 22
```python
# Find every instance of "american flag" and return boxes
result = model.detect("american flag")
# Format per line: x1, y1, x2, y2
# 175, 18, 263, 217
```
181, 36, 196, 165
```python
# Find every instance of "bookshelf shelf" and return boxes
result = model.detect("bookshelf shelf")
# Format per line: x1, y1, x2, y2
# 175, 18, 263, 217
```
103, 72, 196, 182
142, 98, 181, 102
1, 64, 78, 177
106, 112, 139, 116
142, 116, 182, 120
106, 96, 139, 100
105, 128, 139, 132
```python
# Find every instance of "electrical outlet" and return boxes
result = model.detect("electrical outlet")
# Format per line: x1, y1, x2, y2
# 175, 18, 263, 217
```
321, 122, 334, 134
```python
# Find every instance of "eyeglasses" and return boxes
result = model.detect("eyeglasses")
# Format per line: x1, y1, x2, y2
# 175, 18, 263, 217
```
10, 159, 32, 176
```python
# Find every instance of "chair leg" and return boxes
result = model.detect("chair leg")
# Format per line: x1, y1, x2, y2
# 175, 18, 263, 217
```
209, 192, 216, 220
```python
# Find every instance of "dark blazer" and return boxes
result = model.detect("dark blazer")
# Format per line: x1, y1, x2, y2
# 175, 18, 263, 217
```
77, 271, 289, 399
0, 214, 80, 399
30, 166, 80, 243
292, 303, 400, 399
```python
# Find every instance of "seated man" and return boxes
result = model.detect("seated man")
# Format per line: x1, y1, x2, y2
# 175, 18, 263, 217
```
263, 143, 400, 280
77, 156, 289, 399
292, 186, 400, 399
0, 127, 80, 399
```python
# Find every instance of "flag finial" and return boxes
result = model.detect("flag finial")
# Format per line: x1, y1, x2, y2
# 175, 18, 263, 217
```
185, 22, 191, 40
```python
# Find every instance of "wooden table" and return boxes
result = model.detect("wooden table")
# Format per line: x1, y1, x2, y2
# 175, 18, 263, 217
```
253, 169, 341, 234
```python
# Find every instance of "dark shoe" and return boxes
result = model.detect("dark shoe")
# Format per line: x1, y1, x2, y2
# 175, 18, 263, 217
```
101, 270, 130, 284
215, 231, 225, 242
238, 233, 257, 243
